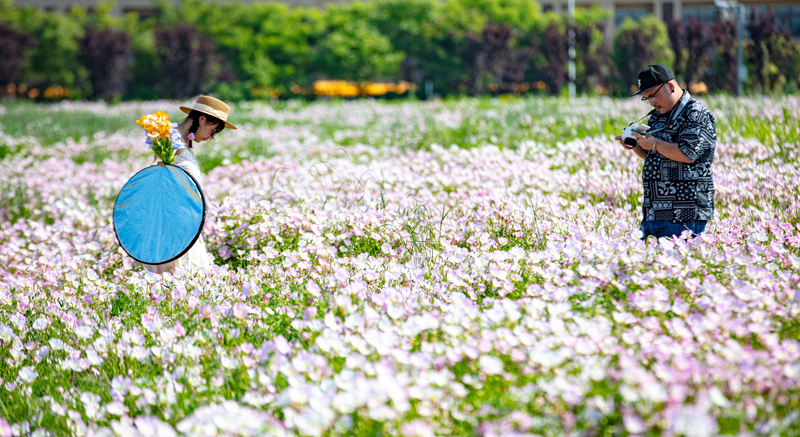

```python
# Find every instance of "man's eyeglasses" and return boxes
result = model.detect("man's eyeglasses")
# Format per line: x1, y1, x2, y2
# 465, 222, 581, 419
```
641, 82, 665, 102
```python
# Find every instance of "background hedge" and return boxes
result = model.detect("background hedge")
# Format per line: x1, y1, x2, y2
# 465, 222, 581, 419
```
1, 0, 798, 100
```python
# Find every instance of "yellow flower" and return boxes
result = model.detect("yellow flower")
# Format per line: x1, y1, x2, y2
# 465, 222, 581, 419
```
136, 110, 174, 140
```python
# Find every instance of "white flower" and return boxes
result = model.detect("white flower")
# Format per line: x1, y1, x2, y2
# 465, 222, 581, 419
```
131, 346, 150, 361
49, 338, 65, 350
134, 416, 176, 437
671, 405, 719, 437
274, 335, 292, 355
32, 316, 50, 331
0, 325, 13, 341
709, 387, 730, 408
233, 303, 249, 319
50, 401, 66, 416
75, 325, 94, 339
35, 346, 50, 363
623, 413, 645, 433
401, 419, 435, 437
306, 281, 321, 297
288, 387, 309, 406
335, 268, 349, 283
479, 355, 504, 375
747, 232, 769, 243
18, 366, 38, 383
105, 401, 128, 416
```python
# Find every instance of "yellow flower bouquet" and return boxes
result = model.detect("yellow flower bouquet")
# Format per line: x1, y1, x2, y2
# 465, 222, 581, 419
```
135, 110, 184, 165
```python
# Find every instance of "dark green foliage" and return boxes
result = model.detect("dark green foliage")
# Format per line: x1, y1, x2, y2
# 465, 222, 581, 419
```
78, 26, 131, 101
1, 0, 800, 100
0, 22, 37, 88
154, 24, 221, 98
746, 11, 800, 92
613, 15, 674, 95
709, 19, 738, 94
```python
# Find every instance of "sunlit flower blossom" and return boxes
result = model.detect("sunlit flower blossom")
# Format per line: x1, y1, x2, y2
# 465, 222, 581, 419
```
18, 366, 38, 384
479, 355, 504, 375
2, 97, 800, 435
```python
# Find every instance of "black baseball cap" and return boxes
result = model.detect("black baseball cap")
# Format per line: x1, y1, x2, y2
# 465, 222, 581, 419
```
631, 65, 675, 96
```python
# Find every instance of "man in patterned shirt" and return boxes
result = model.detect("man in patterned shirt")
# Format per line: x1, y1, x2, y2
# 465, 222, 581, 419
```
615, 64, 717, 239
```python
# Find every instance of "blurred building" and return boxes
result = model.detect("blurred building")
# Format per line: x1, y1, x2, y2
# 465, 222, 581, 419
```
14, 0, 800, 38
544, 0, 800, 39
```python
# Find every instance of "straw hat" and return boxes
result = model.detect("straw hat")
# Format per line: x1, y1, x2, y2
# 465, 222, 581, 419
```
180, 95, 238, 130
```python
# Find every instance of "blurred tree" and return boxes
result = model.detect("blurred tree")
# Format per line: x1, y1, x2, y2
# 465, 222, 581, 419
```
154, 24, 221, 98
613, 15, 674, 96
445, 0, 541, 35
157, 0, 324, 97
367, 0, 443, 86
667, 20, 686, 81
574, 7, 613, 94
746, 11, 777, 92
460, 22, 527, 94
681, 17, 712, 86
313, 4, 404, 82
0, 0, 86, 95
709, 19, 738, 94
763, 18, 800, 92
78, 26, 131, 100
525, 20, 567, 94
0, 23, 37, 89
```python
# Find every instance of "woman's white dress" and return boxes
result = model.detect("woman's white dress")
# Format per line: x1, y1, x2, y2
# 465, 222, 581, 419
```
141, 145, 211, 274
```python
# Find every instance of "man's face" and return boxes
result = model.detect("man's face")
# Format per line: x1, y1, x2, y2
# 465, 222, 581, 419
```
643, 82, 670, 114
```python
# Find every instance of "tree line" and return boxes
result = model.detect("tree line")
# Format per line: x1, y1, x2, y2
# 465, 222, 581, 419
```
0, 0, 798, 101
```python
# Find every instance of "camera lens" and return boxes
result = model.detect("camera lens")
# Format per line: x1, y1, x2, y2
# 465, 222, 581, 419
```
624, 138, 637, 147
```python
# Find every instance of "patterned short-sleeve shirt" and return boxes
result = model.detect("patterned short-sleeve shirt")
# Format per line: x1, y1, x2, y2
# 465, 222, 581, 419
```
642, 90, 716, 222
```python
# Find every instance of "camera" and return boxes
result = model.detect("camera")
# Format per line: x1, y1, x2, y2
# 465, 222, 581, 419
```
621, 125, 649, 148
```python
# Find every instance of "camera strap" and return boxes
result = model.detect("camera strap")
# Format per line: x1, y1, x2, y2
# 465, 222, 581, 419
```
628, 109, 657, 127
669, 92, 689, 122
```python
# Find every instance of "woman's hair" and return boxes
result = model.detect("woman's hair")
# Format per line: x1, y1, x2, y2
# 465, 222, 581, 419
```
183, 110, 225, 148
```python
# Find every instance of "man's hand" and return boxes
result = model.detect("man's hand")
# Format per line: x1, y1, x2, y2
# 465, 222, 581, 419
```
614, 135, 636, 150
631, 131, 655, 151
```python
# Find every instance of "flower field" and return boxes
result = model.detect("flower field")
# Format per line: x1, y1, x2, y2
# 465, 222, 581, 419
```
1, 96, 800, 437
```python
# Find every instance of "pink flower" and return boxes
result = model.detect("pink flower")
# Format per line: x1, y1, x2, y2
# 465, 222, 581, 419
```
0, 418, 11, 437
187, 133, 195, 141
274, 335, 292, 355
173, 322, 186, 337
233, 303, 249, 319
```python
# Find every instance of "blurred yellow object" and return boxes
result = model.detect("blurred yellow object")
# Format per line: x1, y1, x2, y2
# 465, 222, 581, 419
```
27, 88, 40, 99
314, 80, 360, 97
689, 82, 708, 95
251, 87, 281, 98
313, 80, 415, 98
44, 86, 68, 99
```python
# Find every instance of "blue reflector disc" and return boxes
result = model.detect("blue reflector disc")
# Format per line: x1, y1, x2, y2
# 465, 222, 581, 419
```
113, 165, 206, 265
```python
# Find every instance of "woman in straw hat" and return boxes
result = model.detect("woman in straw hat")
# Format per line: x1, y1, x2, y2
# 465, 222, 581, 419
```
142, 95, 237, 274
